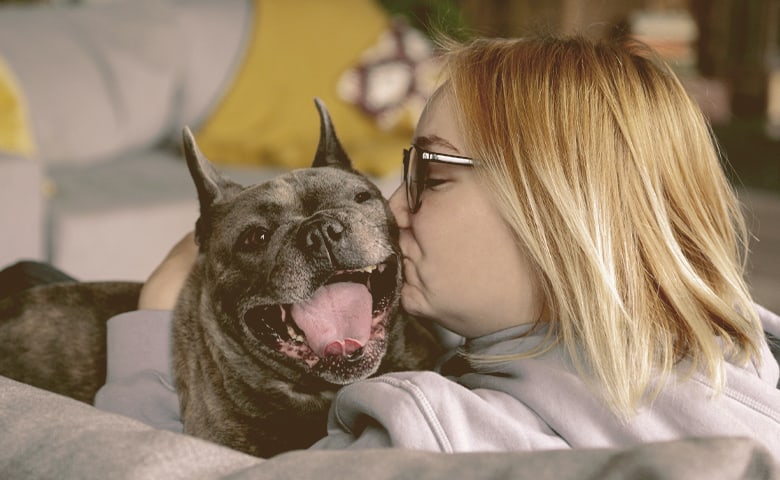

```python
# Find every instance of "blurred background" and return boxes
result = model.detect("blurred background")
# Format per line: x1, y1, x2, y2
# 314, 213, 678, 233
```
6, 0, 778, 190
406, 0, 780, 194
0, 0, 777, 310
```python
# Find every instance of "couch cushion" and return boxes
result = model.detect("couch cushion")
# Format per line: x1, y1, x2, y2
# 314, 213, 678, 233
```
0, 0, 250, 167
167, 0, 252, 133
0, 1, 180, 165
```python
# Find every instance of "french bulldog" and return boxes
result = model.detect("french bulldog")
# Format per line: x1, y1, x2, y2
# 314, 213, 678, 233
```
0, 99, 441, 457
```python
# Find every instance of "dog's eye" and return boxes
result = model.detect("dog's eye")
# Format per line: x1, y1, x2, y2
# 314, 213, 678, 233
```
243, 227, 270, 248
354, 191, 372, 204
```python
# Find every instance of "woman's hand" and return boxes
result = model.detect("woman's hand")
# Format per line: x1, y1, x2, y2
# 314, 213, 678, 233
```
138, 231, 198, 310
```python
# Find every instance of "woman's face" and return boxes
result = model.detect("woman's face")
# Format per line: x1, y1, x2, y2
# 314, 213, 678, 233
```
388, 91, 542, 338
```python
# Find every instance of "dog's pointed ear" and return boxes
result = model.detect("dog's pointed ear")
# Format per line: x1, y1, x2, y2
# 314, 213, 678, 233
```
182, 126, 241, 213
312, 98, 353, 170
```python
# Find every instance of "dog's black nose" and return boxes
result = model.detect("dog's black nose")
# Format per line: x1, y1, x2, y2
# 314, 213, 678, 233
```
302, 217, 345, 255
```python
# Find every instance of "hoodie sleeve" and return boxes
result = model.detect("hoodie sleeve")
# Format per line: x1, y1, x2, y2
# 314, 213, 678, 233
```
93, 309, 183, 433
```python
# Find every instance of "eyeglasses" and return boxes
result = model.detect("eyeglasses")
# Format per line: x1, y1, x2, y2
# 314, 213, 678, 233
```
402, 144, 475, 213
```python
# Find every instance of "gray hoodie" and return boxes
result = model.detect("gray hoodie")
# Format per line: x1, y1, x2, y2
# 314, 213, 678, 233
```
95, 306, 780, 463
310, 305, 780, 462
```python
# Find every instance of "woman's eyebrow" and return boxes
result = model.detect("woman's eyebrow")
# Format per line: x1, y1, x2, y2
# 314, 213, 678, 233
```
414, 135, 462, 154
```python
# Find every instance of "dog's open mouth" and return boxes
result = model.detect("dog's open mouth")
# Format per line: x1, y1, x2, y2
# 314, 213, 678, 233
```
243, 256, 398, 369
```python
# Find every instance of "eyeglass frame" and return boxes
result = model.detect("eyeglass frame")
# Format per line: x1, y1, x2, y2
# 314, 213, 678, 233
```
402, 144, 476, 213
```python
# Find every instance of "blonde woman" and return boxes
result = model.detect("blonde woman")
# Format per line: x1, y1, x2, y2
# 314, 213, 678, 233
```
308, 34, 780, 456
97, 34, 780, 458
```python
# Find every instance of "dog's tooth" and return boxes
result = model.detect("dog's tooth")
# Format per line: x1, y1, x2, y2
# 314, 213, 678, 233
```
285, 323, 305, 343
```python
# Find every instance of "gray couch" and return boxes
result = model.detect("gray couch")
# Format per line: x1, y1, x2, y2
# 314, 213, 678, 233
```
0, 373, 776, 479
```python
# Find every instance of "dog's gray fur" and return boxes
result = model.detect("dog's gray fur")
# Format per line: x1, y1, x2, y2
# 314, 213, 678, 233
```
0, 99, 440, 457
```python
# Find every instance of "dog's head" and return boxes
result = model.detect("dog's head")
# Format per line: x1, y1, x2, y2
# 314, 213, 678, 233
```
181, 99, 401, 385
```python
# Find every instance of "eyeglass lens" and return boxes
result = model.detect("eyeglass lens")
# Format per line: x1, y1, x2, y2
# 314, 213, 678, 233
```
405, 147, 427, 213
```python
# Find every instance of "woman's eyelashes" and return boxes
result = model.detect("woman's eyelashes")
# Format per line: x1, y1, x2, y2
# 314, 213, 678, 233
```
425, 165, 457, 189
424, 178, 448, 189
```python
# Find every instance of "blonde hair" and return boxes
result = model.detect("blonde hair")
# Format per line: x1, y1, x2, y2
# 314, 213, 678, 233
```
440, 34, 763, 417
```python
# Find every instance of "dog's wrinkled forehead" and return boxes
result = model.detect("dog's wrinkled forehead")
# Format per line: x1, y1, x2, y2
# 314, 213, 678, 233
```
285, 166, 374, 200
229, 166, 376, 218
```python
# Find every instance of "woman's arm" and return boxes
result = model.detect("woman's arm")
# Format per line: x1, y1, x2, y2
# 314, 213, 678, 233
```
137, 231, 198, 310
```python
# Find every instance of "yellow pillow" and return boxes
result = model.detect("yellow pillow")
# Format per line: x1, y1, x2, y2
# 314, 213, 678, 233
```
194, 0, 418, 177
0, 55, 35, 157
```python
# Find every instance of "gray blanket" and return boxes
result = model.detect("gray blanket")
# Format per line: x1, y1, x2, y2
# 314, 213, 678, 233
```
0, 375, 776, 480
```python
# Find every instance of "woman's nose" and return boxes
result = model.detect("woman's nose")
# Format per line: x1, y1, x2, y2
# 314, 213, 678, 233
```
388, 183, 410, 228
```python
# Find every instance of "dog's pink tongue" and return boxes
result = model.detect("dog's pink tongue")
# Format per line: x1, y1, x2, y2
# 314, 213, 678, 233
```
290, 282, 372, 357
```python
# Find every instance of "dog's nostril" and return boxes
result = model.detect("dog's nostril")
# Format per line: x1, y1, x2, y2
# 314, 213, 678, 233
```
325, 223, 343, 242
305, 230, 322, 250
